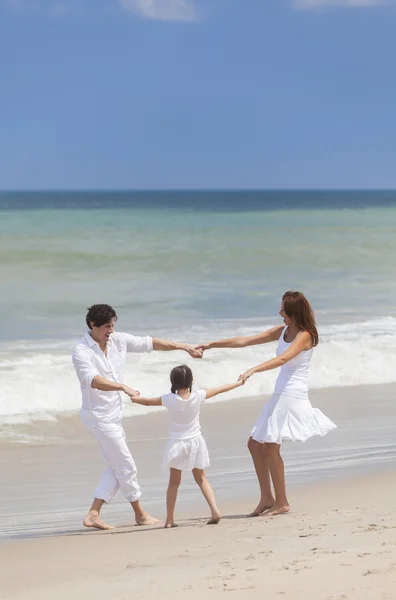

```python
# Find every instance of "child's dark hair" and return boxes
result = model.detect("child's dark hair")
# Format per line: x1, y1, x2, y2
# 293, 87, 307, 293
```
170, 365, 193, 394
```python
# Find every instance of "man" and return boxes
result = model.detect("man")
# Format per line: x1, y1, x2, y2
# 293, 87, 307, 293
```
72, 303, 202, 530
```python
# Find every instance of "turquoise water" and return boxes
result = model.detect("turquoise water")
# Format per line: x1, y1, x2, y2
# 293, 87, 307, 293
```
1, 192, 396, 340
1, 191, 396, 429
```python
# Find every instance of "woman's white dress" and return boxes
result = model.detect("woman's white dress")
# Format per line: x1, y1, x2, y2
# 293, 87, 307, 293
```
161, 389, 210, 471
250, 327, 337, 444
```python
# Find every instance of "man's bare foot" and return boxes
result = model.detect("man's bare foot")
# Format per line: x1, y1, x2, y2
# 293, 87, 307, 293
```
207, 510, 221, 525
265, 504, 290, 517
247, 499, 275, 518
135, 512, 161, 526
164, 521, 178, 528
83, 511, 114, 531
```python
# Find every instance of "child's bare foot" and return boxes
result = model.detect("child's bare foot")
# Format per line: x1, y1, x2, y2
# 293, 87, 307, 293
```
83, 511, 114, 530
265, 504, 290, 517
135, 512, 161, 526
247, 498, 275, 517
164, 521, 178, 528
207, 510, 221, 525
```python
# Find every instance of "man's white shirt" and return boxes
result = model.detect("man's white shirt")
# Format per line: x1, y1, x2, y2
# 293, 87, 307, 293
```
72, 330, 153, 424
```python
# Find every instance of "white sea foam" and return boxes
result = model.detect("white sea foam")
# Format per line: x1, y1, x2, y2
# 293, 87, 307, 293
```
1, 316, 396, 426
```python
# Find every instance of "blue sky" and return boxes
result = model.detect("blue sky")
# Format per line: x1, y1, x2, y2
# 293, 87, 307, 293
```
0, 0, 395, 189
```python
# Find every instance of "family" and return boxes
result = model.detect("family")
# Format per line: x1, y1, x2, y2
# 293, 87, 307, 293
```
72, 292, 337, 530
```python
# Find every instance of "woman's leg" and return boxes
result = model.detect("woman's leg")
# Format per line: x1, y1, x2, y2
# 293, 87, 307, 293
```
192, 468, 221, 524
165, 468, 182, 528
263, 443, 290, 516
247, 437, 275, 516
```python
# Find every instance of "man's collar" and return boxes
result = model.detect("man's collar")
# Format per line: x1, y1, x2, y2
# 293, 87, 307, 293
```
84, 329, 97, 347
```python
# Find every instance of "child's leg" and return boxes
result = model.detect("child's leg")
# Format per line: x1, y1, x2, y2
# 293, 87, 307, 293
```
165, 468, 182, 528
192, 468, 221, 524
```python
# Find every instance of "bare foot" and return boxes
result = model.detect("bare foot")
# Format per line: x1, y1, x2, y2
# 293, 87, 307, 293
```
265, 504, 290, 517
135, 512, 161, 526
164, 522, 178, 528
207, 510, 221, 525
83, 511, 114, 531
247, 499, 275, 518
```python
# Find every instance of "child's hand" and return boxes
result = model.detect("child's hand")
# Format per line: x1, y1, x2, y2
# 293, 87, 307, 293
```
238, 369, 255, 384
122, 384, 140, 399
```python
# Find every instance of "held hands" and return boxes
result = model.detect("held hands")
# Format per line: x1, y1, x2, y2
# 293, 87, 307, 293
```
122, 384, 140, 399
195, 343, 210, 353
186, 345, 204, 359
238, 368, 255, 384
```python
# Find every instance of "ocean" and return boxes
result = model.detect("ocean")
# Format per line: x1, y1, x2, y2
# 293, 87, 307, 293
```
1, 190, 396, 442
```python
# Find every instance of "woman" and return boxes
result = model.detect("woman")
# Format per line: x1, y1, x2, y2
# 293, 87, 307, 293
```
198, 291, 336, 517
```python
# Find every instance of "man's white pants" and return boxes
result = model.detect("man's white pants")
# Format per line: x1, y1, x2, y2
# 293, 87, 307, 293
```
84, 421, 142, 504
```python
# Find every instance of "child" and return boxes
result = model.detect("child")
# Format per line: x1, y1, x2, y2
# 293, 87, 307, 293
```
131, 364, 244, 528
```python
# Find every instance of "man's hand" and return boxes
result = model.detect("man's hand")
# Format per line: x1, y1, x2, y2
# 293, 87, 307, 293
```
122, 384, 140, 398
195, 344, 210, 353
186, 345, 203, 359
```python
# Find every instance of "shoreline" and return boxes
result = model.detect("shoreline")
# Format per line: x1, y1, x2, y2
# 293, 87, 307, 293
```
1, 380, 395, 447
1, 468, 395, 599
0, 383, 395, 542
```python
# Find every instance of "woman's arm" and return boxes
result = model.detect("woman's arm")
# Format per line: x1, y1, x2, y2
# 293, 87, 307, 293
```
197, 325, 284, 351
131, 396, 162, 407
239, 331, 312, 383
205, 379, 244, 400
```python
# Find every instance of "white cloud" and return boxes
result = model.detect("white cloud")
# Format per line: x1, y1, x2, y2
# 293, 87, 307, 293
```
1, 0, 201, 20
119, 0, 199, 21
295, 0, 387, 8
1, 0, 86, 15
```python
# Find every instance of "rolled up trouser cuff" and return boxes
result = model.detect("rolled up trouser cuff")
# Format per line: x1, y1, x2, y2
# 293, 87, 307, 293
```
124, 490, 142, 503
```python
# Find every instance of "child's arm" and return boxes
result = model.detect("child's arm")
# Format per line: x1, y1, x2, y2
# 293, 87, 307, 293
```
205, 379, 244, 400
131, 396, 162, 407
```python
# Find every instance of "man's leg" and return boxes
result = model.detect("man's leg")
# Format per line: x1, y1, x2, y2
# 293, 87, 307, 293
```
83, 498, 113, 530
85, 422, 159, 527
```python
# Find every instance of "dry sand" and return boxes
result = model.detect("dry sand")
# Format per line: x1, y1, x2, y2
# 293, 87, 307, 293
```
1, 383, 396, 599
1, 469, 395, 600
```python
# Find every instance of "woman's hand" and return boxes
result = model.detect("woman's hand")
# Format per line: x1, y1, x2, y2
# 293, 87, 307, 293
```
186, 345, 203, 359
195, 343, 210, 352
238, 368, 255, 384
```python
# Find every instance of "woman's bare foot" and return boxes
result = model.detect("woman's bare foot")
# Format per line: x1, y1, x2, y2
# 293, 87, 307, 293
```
83, 511, 114, 530
247, 498, 275, 517
265, 504, 290, 517
135, 512, 161, 526
207, 510, 221, 525
164, 521, 178, 528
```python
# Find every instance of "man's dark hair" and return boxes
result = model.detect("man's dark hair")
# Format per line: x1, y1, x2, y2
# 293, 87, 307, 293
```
170, 364, 193, 394
86, 304, 118, 329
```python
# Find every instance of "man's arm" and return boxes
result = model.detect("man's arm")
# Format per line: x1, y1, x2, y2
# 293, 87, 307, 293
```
91, 376, 139, 398
72, 345, 139, 399
152, 338, 203, 359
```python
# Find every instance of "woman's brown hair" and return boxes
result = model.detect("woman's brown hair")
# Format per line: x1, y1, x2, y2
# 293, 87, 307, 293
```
170, 364, 193, 394
282, 291, 319, 346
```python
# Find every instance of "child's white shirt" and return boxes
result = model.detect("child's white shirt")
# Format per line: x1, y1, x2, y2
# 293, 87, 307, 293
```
161, 389, 207, 440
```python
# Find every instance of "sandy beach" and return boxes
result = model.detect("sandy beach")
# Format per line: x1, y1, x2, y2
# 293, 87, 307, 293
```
0, 383, 395, 598
1, 383, 396, 538
1, 469, 395, 600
